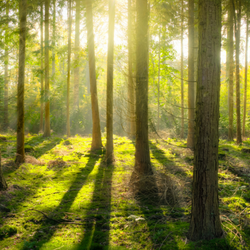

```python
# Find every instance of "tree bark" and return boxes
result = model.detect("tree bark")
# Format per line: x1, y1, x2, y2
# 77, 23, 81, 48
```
52, 0, 56, 80
67, 0, 72, 138
235, 0, 242, 144
43, 0, 51, 137
243, 12, 248, 137
157, 25, 161, 132
16, 0, 27, 164
73, 0, 80, 110
180, 0, 184, 139
132, 0, 153, 177
188, 0, 223, 241
85, 0, 102, 150
187, 0, 195, 149
128, 0, 136, 138
0, 151, 7, 191
228, 0, 234, 141
106, 0, 115, 164
40, 1, 44, 132
4, 1, 9, 131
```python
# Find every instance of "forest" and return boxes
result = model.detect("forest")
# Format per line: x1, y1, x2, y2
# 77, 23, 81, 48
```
0, 0, 250, 249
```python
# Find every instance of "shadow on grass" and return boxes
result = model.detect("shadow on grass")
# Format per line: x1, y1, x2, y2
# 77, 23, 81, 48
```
21, 153, 101, 250
75, 160, 114, 250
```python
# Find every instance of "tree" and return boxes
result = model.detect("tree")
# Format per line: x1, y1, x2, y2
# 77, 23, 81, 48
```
85, 0, 102, 150
187, 0, 195, 149
180, 0, 184, 139
43, 0, 50, 137
40, 1, 44, 132
66, 0, 72, 137
235, 0, 242, 144
127, 0, 136, 138
188, 0, 223, 240
131, 0, 154, 192
16, 0, 27, 164
4, 0, 9, 131
106, 0, 115, 163
228, 0, 234, 141
73, 0, 80, 110
52, 0, 56, 80
243, 11, 249, 137
0, 151, 7, 190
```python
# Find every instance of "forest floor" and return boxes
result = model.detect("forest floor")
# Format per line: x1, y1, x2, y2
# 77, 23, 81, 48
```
0, 133, 250, 249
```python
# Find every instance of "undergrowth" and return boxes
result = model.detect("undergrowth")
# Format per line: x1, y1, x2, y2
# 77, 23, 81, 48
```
0, 134, 250, 249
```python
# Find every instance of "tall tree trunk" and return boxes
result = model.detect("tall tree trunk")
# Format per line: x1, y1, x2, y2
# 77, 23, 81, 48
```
188, 0, 223, 240
40, 1, 44, 132
187, 0, 195, 149
180, 0, 184, 139
4, 1, 9, 131
16, 0, 27, 164
52, 0, 56, 80
67, 0, 72, 137
128, 0, 136, 138
228, 0, 234, 140
106, 0, 115, 163
157, 25, 161, 132
0, 151, 7, 190
243, 12, 248, 137
73, 0, 80, 110
85, 0, 102, 150
131, 0, 154, 188
44, 0, 51, 137
235, 0, 242, 144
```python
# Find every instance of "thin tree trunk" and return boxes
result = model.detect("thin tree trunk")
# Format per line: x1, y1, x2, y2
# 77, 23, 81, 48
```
180, 0, 184, 139
128, 0, 136, 138
52, 0, 56, 80
106, 0, 115, 163
73, 0, 80, 110
66, 0, 72, 137
44, 0, 51, 137
85, 0, 102, 150
187, 0, 195, 148
131, 0, 153, 181
4, 1, 9, 131
243, 12, 248, 137
188, 0, 223, 240
16, 0, 27, 164
228, 0, 234, 140
40, 1, 44, 132
235, 0, 242, 144
157, 25, 161, 132
0, 151, 7, 190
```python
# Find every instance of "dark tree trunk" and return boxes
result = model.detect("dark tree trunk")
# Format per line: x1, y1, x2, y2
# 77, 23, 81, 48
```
67, 0, 72, 137
43, 0, 51, 137
235, 0, 242, 144
85, 0, 103, 150
128, 0, 136, 138
0, 151, 7, 190
187, 0, 195, 149
243, 12, 248, 137
106, 0, 115, 163
131, 0, 153, 187
4, 1, 9, 131
40, 1, 44, 132
16, 0, 27, 164
73, 0, 80, 110
188, 0, 223, 241
228, 0, 234, 141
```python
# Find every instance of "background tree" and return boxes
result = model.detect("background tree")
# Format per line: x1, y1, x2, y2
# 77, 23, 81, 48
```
40, 1, 44, 132
43, 0, 50, 137
189, 0, 223, 240
106, 0, 115, 163
16, 0, 27, 164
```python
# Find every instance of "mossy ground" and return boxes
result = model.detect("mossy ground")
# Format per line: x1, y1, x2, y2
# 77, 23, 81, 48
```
0, 134, 250, 249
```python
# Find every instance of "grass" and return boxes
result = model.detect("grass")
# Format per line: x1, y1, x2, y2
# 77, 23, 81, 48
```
0, 134, 250, 249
